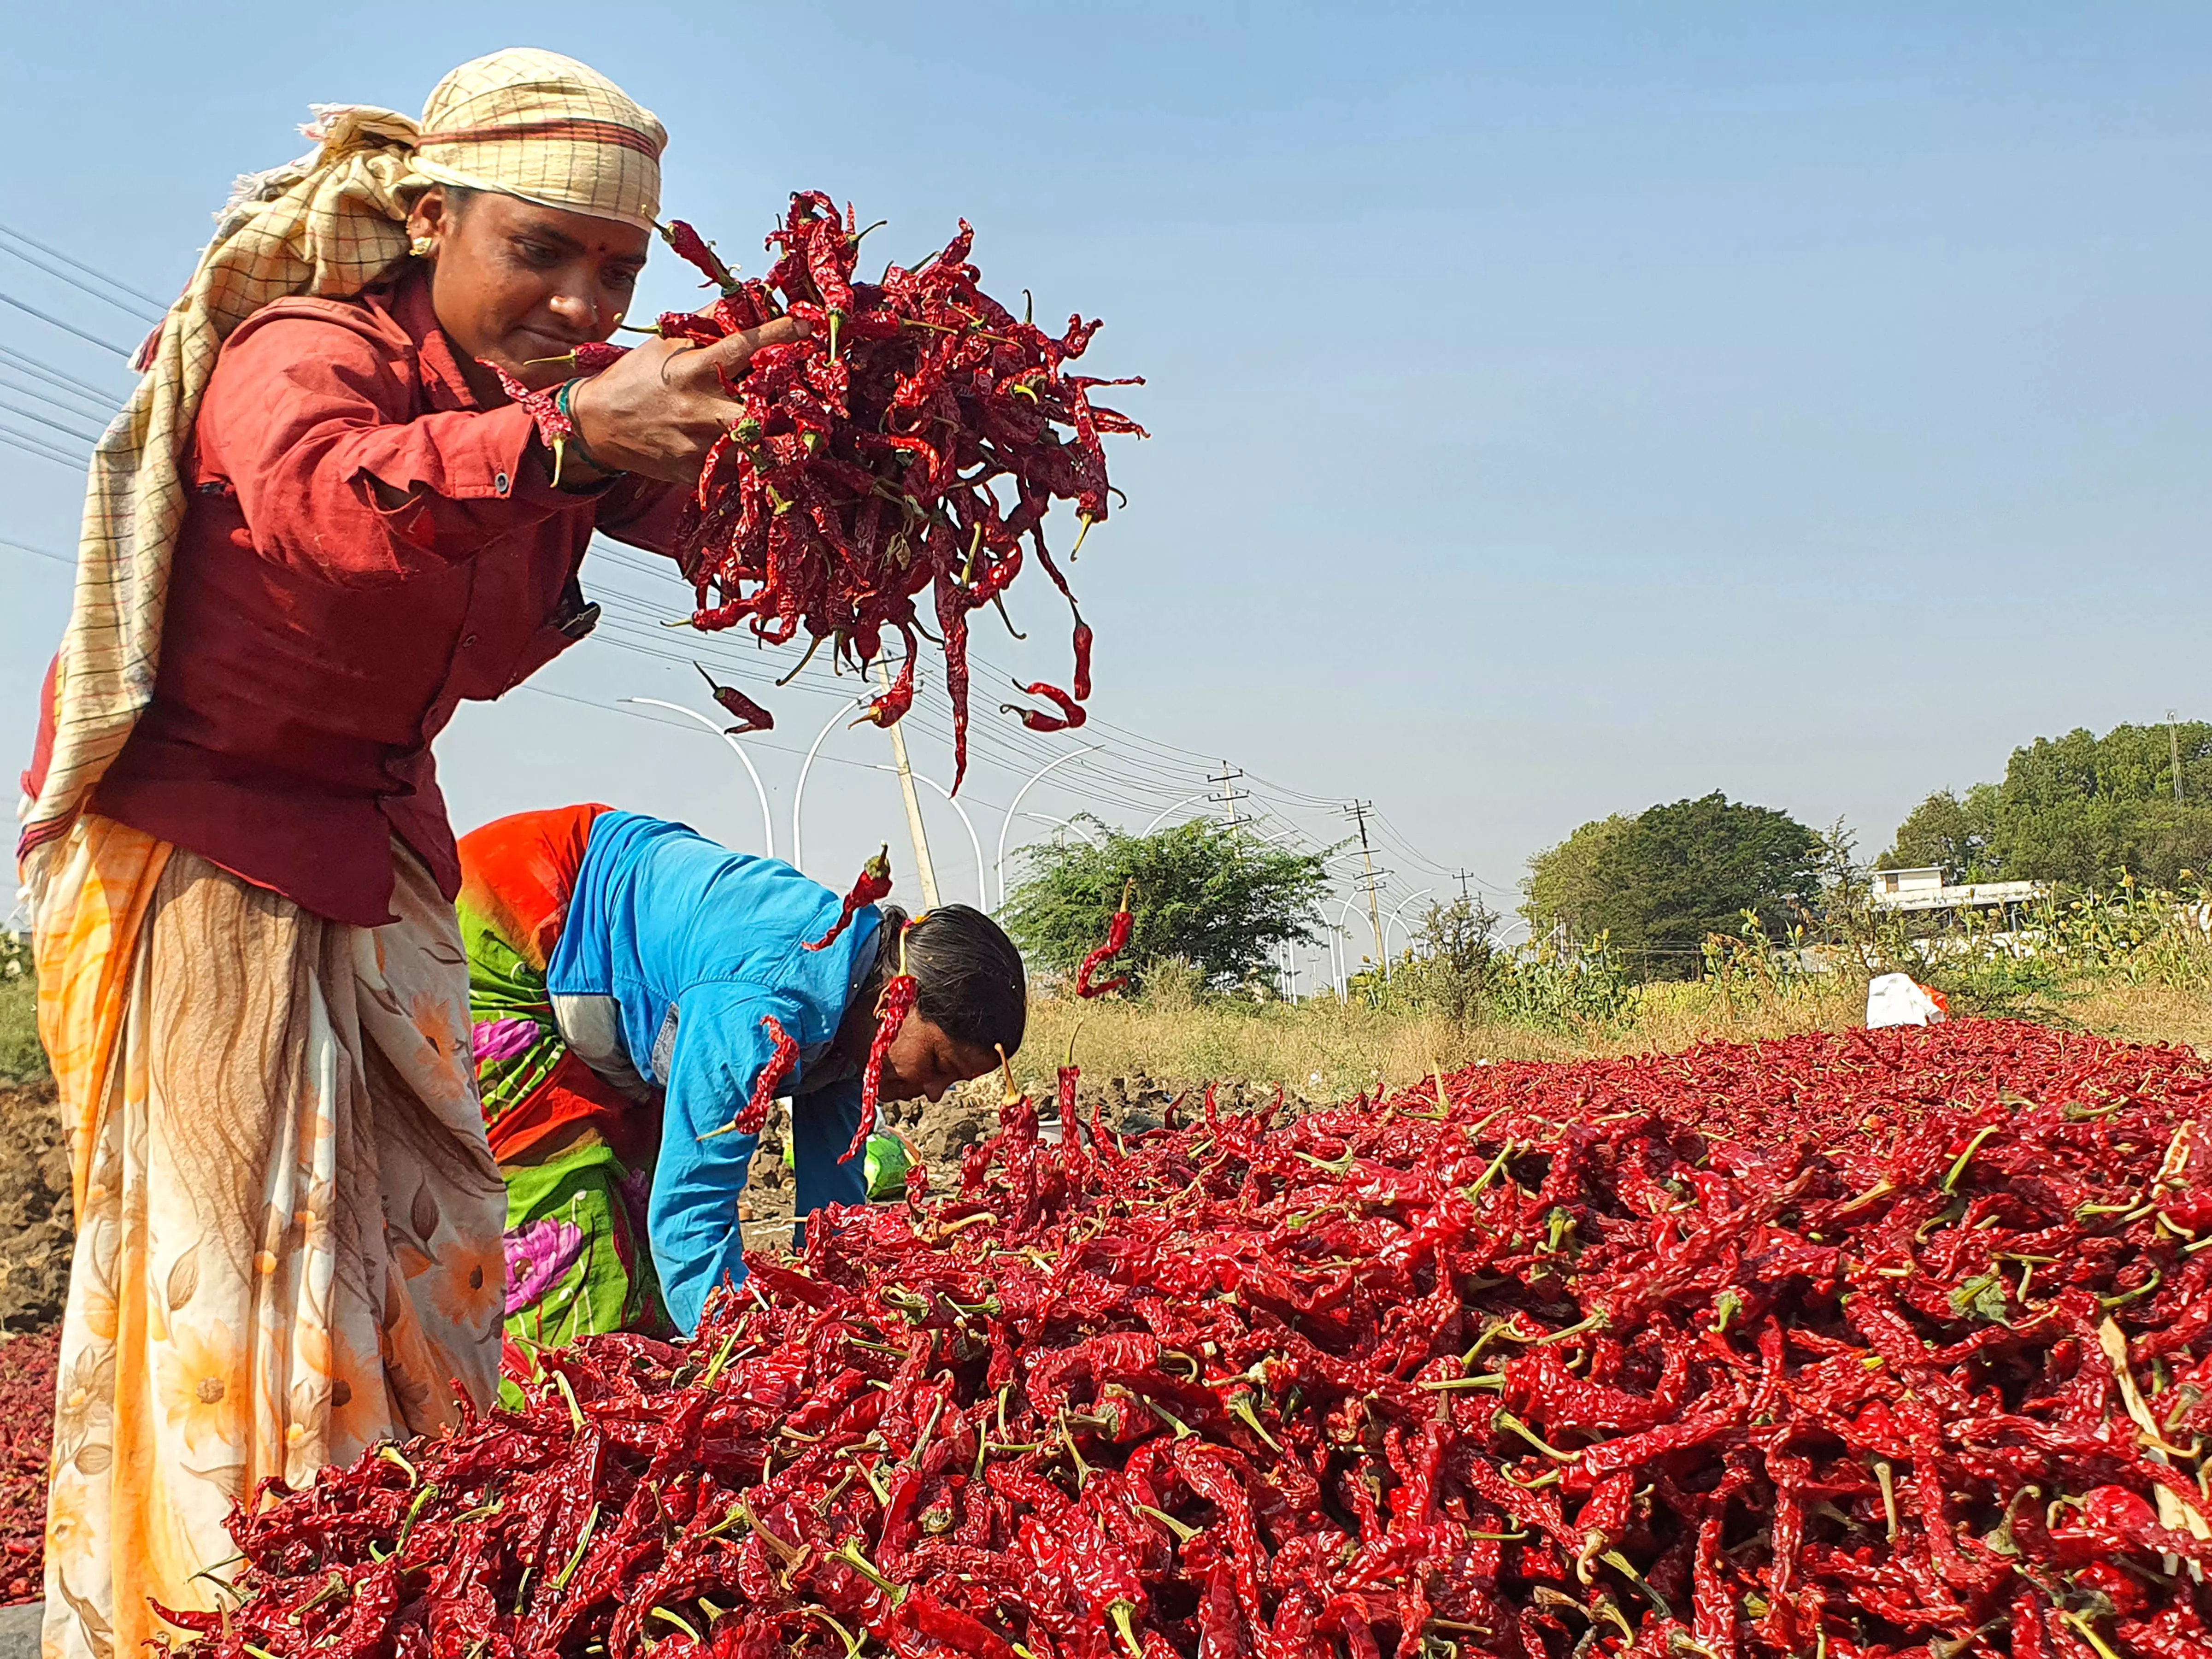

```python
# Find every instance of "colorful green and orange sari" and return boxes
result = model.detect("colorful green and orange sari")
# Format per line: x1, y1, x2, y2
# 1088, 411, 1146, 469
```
456, 804, 669, 1346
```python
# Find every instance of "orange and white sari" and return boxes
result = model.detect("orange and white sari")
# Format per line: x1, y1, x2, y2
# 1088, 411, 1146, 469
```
29, 816, 506, 1659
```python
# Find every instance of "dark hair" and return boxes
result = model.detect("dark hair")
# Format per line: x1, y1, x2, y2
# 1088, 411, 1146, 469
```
877, 904, 1027, 1057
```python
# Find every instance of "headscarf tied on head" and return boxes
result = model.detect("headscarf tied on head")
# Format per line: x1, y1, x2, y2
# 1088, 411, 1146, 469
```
17, 48, 665, 870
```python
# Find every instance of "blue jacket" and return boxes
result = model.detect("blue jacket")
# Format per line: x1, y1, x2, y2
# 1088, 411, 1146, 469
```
546, 811, 881, 1331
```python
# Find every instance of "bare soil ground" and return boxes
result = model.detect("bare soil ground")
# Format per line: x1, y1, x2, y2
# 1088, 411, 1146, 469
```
0, 1087, 68, 1338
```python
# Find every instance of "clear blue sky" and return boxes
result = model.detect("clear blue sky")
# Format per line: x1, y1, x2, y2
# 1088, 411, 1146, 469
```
2, 4, 2207, 975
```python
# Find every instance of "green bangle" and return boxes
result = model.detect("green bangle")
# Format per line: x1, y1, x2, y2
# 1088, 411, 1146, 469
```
554, 378, 624, 479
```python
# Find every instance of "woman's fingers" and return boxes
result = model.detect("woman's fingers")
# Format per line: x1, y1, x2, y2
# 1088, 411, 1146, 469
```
681, 315, 811, 385
560, 317, 812, 483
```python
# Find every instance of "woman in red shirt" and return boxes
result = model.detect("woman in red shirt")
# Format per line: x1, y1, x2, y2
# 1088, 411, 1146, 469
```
16, 49, 796, 1659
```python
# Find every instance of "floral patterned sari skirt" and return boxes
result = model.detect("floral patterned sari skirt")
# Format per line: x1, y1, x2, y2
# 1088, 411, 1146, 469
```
26, 815, 506, 1659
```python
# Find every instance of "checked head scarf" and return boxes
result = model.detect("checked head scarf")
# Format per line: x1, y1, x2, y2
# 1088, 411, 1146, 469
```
17, 49, 665, 871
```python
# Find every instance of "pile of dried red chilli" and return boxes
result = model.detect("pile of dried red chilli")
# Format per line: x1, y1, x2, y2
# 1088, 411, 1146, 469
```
518, 195, 1141, 788
179, 1022, 2212, 1658
0, 1327, 59, 1605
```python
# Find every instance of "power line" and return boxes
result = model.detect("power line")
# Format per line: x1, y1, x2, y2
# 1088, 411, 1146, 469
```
582, 553, 1200, 788
0, 396, 101, 445
1371, 808, 1514, 898
580, 538, 1233, 802
0, 425, 86, 468
576, 557, 1484, 883
0, 344, 126, 409
0, 222, 168, 312
0, 289, 132, 357
0, 234, 164, 325
0, 372, 115, 429
0, 536, 74, 566
590, 621, 1214, 812
512, 679, 1020, 819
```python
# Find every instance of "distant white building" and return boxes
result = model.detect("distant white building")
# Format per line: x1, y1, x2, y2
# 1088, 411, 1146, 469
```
1869, 866, 2046, 914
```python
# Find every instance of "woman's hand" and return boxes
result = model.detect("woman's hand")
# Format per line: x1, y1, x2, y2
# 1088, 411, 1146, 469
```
565, 317, 808, 485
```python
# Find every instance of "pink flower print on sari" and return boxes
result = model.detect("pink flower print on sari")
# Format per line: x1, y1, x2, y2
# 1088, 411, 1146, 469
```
472, 1017, 542, 1074
617, 1165, 653, 1262
502, 1216, 585, 1314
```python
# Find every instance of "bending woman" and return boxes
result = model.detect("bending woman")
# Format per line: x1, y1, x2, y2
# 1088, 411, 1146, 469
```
16, 50, 801, 1659
459, 806, 1023, 1337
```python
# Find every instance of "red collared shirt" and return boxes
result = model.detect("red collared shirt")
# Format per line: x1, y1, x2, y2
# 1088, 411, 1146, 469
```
63, 267, 688, 926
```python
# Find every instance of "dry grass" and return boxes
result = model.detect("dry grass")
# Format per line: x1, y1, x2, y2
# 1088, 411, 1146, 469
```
7, 943, 2203, 1101
0, 971, 41, 1086
1977, 980, 2212, 1052
1016, 974, 2206, 1100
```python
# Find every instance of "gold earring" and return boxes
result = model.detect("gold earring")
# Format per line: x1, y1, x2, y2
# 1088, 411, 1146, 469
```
409, 235, 435, 259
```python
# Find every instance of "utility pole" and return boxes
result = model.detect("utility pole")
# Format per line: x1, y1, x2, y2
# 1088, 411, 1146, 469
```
2171, 711, 2186, 806
1209, 763, 1249, 828
875, 657, 941, 908
1453, 869, 1475, 903
1341, 801, 1389, 972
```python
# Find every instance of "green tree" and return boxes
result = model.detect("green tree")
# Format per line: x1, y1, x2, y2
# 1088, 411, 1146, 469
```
1584, 793, 1821, 979
1878, 720, 2212, 890
1002, 819, 1330, 992
1880, 785, 2000, 880
1389, 896, 1501, 1022
1520, 814, 1633, 937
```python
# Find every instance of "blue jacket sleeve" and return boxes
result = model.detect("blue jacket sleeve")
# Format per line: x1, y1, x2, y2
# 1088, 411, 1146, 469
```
647, 983, 802, 1333
791, 1074, 870, 1219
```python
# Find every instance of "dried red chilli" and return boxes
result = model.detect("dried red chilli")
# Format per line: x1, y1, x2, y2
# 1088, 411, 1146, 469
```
0, 1329, 56, 1604
658, 218, 740, 295
522, 341, 629, 375
851, 625, 920, 730
692, 662, 775, 735
181, 1021, 2212, 1659
712, 1015, 798, 1140
491, 365, 574, 474
658, 194, 1142, 792
1074, 878, 1134, 998
1070, 608, 1094, 702
851, 928, 918, 1165
805, 844, 892, 953
1000, 679, 1087, 734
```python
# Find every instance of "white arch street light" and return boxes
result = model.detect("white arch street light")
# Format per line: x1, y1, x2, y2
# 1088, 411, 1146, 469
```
1329, 896, 1366, 995
1140, 792, 1214, 836
623, 698, 775, 862
1026, 812, 1104, 846
790, 693, 873, 877
1384, 887, 1435, 963
994, 745, 1100, 911
877, 766, 987, 911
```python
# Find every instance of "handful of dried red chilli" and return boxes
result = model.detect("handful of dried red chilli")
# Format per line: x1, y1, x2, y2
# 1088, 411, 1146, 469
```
525, 195, 1143, 792
179, 1021, 2212, 1659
